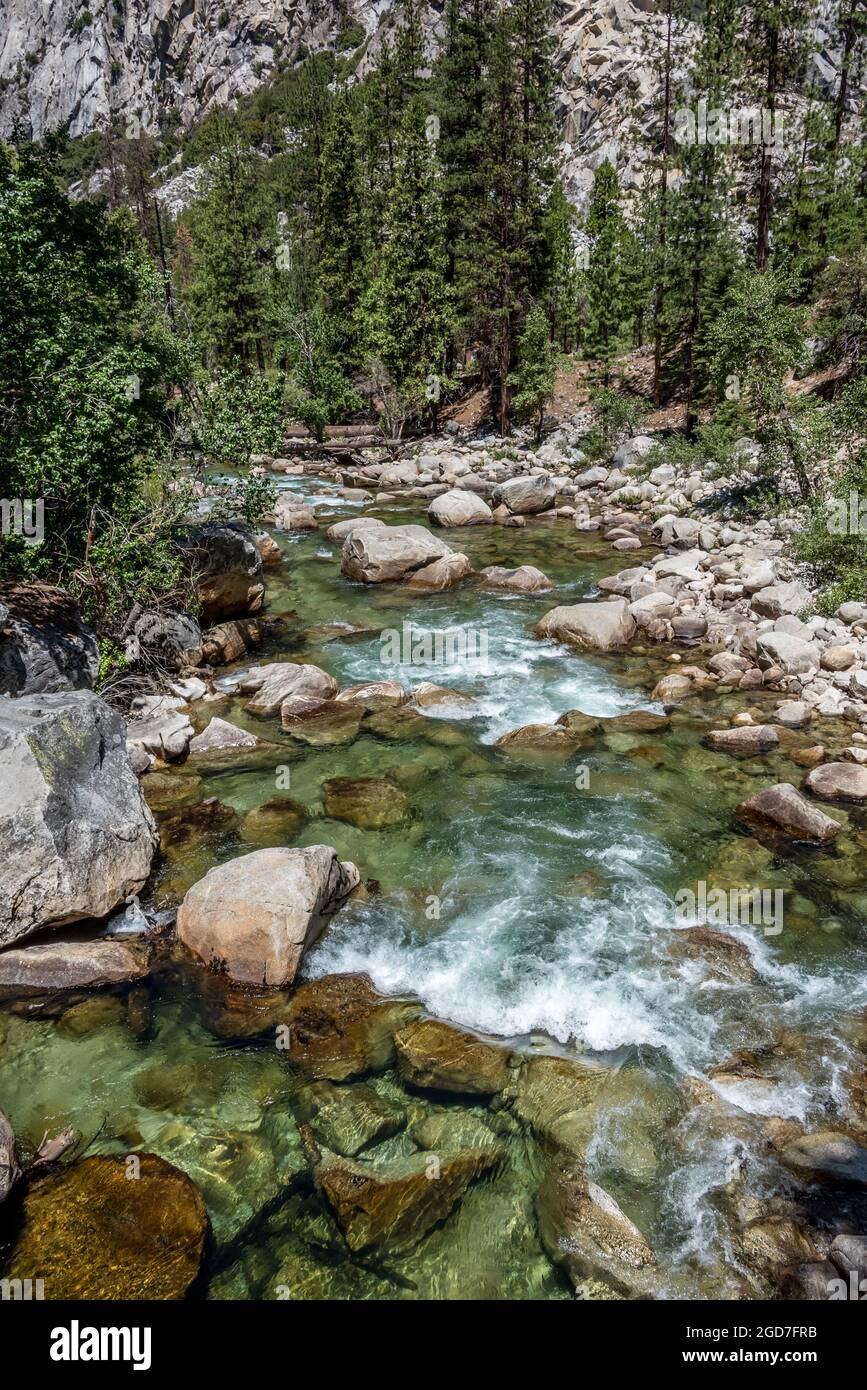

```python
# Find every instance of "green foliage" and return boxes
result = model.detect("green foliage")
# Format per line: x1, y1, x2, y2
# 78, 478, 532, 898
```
185, 368, 284, 465
508, 306, 556, 440
581, 386, 647, 457
208, 472, 279, 528
0, 142, 190, 611
584, 160, 636, 376
361, 97, 455, 424
276, 304, 363, 440
95, 637, 128, 692
795, 379, 867, 609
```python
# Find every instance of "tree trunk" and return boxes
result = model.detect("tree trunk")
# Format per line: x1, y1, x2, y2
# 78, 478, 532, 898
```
652, 0, 674, 405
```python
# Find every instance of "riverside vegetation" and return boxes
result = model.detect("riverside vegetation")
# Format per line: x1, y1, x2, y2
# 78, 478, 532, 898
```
1, 0, 867, 1303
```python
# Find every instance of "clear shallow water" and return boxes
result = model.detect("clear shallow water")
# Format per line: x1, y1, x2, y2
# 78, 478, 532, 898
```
2, 475, 867, 1299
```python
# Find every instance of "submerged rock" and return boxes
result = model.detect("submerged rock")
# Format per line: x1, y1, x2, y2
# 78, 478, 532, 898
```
322, 776, 412, 830
511, 1055, 609, 1158
278, 973, 420, 1080
0, 1108, 20, 1203
4, 1154, 208, 1299
295, 1080, 405, 1158
394, 1018, 512, 1095
315, 1144, 502, 1254
0, 691, 157, 947
176, 846, 360, 988
705, 725, 779, 757
779, 1131, 867, 1187
240, 796, 309, 846
735, 783, 842, 845
536, 1158, 657, 1297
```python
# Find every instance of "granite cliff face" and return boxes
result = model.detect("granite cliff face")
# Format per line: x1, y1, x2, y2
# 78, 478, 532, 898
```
0, 1, 850, 213
0, 0, 658, 204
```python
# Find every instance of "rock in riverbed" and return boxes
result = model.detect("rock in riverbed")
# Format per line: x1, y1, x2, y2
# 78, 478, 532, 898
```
428, 489, 493, 526
394, 1017, 512, 1095
4, 1154, 207, 1299
176, 846, 359, 987
322, 777, 412, 830
278, 973, 420, 1080
536, 1158, 658, 1297
0, 937, 150, 997
535, 599, 635, 650
0, 692, 157, 947
735, 783, 842, 845
341, 524, 452, 583
176, 521, 265, 622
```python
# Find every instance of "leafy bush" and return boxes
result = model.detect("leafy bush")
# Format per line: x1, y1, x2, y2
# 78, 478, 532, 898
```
184, 368, 284, 466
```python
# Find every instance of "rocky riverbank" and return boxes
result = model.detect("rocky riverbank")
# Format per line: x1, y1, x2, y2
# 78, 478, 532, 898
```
2, 428, 867, 1301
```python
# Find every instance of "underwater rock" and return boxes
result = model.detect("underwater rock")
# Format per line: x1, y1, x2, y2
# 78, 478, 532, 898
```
670, 926, 758, 985
410, 682, 475, 709
283, 703, 363, 746
158, 797, 240, 848
240, 796, 309, 847
295, 1080, 405, 1157
599, 710, 668, 734
322, 777, 412, 830
394, 1018, 512, 1095
176, 846, 359, 988
779, 1131, 867, 1187
278, 973, 420, 1081
510, 1055, 610, 1158
315, 1144, 503, 1254
536, 1158, 658, 1297
56, 994, 126, 1038
4, 1153, 207, 1299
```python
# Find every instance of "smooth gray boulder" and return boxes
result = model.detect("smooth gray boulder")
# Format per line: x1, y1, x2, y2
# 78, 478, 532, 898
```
130, 609, 203, 670
428, 490, 493, 527
613, 435, 655, 471
0, 692, 157, 947
805, 762, 867, 802
341, 524, 452, 584
756, 631, 820, 676
0, 583, 98, 696
536, 599, 635, 650
492, 476, 556, 514
752, 580, 811, 620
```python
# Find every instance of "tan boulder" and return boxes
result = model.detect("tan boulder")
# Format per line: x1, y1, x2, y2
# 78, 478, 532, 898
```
176, 846, 359, 987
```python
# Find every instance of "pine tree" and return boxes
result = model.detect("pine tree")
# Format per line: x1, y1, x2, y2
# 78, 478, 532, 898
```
361, 97, 454, 426
543, 181, 584, 352
509, 304, 556, 440
316, 92, 366, 358
584, 159, 633, 380
183, 116, 271, 368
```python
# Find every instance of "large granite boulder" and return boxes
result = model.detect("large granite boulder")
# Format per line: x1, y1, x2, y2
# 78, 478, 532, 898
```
341, 524, 453, 583
0, 692, 157, 947
536, 599, 635, 650
805, 762, 867, 802
0, 937, 150, 997
428, 489, 493, 526
492, 476, 556, 514
0, 583, 98, 696
176, 521, 265, 622
176, 846, 360, 987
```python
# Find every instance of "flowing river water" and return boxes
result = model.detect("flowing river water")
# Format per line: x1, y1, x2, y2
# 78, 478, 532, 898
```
2, 473, 867, 1299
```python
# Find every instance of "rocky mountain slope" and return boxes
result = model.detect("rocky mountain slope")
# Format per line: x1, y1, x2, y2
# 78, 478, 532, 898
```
0, 1, 849, 213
